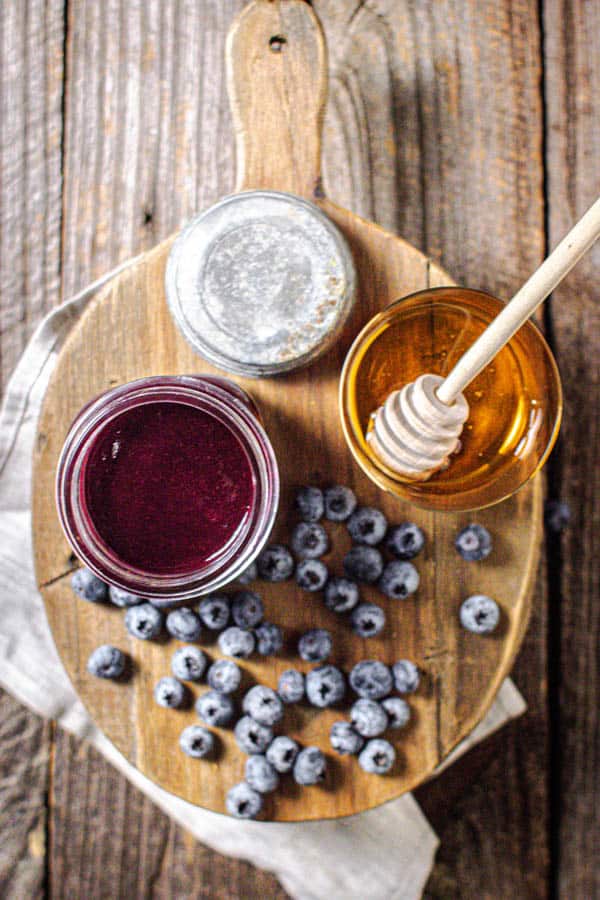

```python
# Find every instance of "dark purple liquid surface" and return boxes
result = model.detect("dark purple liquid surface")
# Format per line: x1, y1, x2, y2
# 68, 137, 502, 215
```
84, 401, 256, 574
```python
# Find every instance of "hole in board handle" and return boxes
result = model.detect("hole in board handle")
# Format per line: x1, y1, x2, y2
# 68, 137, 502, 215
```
269, 35, 287, 52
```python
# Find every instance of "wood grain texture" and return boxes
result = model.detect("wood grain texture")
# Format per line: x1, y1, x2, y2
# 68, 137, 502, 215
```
33, 0, 541, 822
544, 2, 600, 896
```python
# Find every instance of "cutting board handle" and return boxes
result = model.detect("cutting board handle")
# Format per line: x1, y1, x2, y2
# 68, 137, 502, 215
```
226, 0, 327, 198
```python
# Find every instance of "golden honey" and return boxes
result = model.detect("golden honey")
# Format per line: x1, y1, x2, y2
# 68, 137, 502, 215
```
340, 287, 562, 511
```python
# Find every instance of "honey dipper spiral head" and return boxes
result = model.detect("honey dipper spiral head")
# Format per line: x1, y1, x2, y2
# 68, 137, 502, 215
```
367, 374, 469, 480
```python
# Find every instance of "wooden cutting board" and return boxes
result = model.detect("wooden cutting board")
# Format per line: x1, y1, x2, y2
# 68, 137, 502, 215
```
32, 0, 541, 821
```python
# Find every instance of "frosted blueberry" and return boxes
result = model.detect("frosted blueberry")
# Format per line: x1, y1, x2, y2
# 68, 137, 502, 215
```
207, 659, 242, 694
166, 608, 202, 642
71, 568, 108, 603
254, 622, 283, 656
293, 746, 327, 785
238, 561, 258, 585
347, 507, 388, 546
266, 736, 300, 773
86, 645, 125, 679
226, 782, 263, 819
350, 698, 388, 737
455, 524, 492, 561
392, 660, 420, 694
197, 594, 230, 630
108, 586, 143, 607
124, 603, 163, 640
179, 725, 215, 759
460, 595, 500, 634
358, 738, 396, 774
278, 669, 305, 704
544, 500, 571, 534
386, 522, 425, 560
351, 603, 386, 638
329, 721, 365, 756
154, 676, 186, 709
323, 576, 360, 613
231, 591, 264, 629
296, 559, 329, 592
349, 660, 393, 700
196, 690, 236, 727
323, 484, 357, 522
171, 646, 207, 682
218, 626, 255, 659
234, 715, 274, 754
378, 561, 420, 600
305, 665, 346, 708
298, 628, 332, 663
343, 546, 384, 584
242, 685, 284, 726
295, 485, 324, 522
382, 697, 411, 729
291, 522, 329, 559
245, 755, 279, 793
256, 544, 294, 582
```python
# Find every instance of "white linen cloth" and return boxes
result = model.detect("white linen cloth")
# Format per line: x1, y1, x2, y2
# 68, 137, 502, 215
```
0, 261, 526, 900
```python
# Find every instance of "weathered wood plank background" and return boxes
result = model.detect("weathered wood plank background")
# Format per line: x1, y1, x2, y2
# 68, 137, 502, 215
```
0, 0, 597, 897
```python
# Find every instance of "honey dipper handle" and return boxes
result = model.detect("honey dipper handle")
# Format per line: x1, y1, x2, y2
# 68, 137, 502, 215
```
437, 196, 600, 405
226, 0, 328, 199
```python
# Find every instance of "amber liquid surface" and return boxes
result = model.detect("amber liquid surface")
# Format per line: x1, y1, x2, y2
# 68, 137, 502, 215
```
341, 288, 562, 511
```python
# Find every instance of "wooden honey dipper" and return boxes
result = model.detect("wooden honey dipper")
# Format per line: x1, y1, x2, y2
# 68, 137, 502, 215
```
368, 196, 600, 479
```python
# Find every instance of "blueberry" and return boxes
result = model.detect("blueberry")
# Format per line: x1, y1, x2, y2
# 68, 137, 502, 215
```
218, 626, 255, 659
71, 568, 108, 603
298, 628, 332, 663
277, 669, 305, 704
330, 722, 364, 755
266, 736, 300, 773
343, 546, 384, 584
166, 608, 202, 642
295, 485, 324, 522
207, 659, 242, 694
351, 603, 386, 638
234, 715, 274, 754
86, 645, 125, 679
305, 665, 346, 708
350, 698, 388, 737
382, 697, 411, 729
378, 561, 419, 600
291, 522, 329, 559
296, 559, 329, 592
124, 603, 163, 640
349, 660, 393, 700
386, 522, 425, 560
293, 746, 327, 785
323, 484, 357, 522
256, 544, 294, 582
226, 781, 263, 819
154, 676, 186, 709
459, 595, 500, 634
179, 725, 215, 759
358, 738, 396, 774
245, 754, 279, 793
231, 590, 264, 628
108, 586, 143, 607
544, 499, 571, 534
347, 507, 388, 546
196, 690, 236, 727
197, 594, 230, 630
254, 622, 283, 656
238, 561, 258, 585
392, 659, 420, 694
242, 685, 284, 726
455, 523, 492, 561
323, 576, 360, 613
171, 646, 207, 682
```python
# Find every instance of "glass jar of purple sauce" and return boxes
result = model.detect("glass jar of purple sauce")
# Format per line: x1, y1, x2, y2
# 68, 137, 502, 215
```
56, 375, 279, 604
